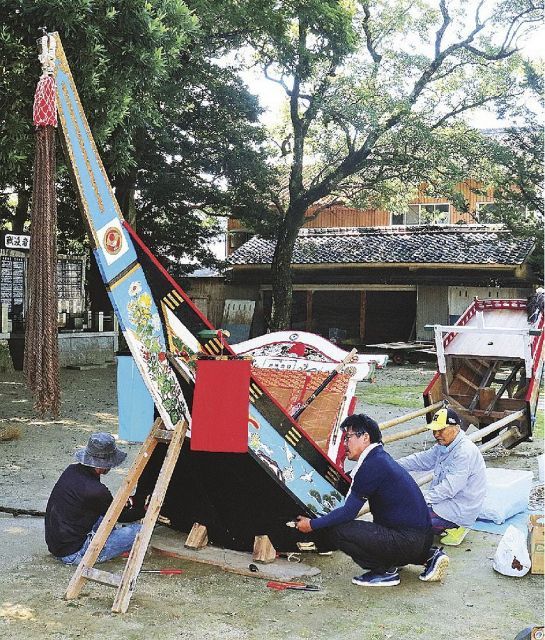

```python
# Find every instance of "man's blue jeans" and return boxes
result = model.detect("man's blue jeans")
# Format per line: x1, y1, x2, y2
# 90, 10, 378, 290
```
58, 517, 141, 565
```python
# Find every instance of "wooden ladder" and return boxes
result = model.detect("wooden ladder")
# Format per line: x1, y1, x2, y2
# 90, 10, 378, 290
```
65, 416, 188, 613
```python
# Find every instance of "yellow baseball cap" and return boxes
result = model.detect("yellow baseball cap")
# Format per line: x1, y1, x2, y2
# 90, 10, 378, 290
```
429, 408, 461, 431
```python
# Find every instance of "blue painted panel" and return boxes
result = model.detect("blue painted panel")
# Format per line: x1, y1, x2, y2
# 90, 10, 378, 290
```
117, 355, 154, 442
248, 405, 345, 516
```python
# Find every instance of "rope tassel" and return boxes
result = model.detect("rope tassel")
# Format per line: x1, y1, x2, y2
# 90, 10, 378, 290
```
24, 36, 60, 416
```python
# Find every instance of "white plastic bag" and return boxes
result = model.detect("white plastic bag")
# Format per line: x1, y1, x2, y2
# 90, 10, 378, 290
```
493, 525, 531, 577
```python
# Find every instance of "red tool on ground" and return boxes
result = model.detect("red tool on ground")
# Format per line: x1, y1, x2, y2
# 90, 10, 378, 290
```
266, 580, 319, 591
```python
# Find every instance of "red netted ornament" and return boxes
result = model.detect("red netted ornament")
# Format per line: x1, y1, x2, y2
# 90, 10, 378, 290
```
33, 75, 57, 127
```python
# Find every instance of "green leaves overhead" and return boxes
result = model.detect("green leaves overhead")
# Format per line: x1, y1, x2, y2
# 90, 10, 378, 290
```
0, 0, 275, 270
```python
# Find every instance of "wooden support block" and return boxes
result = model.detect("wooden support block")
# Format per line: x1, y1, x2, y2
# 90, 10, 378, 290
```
479, 387, 496, 410
252, 535, 276, 564
185, 523, 208, 549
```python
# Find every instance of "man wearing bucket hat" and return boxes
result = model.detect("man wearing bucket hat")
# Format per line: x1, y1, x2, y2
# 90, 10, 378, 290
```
398, 407, 486, 547
45, 432, 142, 564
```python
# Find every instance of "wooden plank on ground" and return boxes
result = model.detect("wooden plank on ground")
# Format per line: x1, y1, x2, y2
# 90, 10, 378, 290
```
82, 567, 122, 588
151, 527, 321, 581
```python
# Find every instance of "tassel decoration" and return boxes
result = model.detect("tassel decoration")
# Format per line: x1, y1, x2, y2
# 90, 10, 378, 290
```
24, 34, 60, 416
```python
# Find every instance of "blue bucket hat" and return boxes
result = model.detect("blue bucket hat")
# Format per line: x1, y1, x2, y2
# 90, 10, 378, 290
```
75, 432, 127, 469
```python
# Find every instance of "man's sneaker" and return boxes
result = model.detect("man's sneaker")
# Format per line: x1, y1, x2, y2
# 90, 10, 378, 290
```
420, 547, 449, 582
352, 569, 400, 587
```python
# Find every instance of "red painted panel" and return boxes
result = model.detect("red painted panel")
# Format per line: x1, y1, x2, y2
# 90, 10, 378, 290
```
191, 359, 251, 452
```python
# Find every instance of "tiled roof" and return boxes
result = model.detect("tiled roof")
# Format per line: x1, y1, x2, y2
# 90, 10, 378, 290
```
227, 226, 534, 267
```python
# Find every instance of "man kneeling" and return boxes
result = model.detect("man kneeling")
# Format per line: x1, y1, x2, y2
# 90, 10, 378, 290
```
295, 415, 449, 586
45, 432, 142, 565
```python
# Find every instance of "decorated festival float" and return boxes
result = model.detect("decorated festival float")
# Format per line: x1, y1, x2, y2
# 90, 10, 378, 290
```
424, 296, 544, 448
31, 32, 354, 556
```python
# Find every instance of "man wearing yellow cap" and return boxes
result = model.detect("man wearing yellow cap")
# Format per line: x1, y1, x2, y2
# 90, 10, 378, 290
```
398, 407, 486, 545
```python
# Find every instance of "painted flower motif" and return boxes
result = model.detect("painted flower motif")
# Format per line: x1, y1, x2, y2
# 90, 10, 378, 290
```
128, 281, 142, 297
126, 284, 185, 426
151, 313, 161, 331
138, 292, 152, 309
249, 433, 261, 449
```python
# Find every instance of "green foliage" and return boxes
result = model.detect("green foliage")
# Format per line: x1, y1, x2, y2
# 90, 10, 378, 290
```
0, 0, 275, 271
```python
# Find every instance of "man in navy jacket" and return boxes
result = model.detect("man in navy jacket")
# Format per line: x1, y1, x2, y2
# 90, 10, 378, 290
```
296, 414, 449, 586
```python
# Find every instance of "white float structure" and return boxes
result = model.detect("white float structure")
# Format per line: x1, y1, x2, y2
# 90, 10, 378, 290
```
231, 330, 388, 382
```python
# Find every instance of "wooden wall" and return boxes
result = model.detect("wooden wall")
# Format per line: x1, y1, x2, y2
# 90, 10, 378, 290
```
303, 206, 390, 228
226, 180, 495, 234
184, 277, 263, 332
414, 180, 494, 224
416, 285, 449, 341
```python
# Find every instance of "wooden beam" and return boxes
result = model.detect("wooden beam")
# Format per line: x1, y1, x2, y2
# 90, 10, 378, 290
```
379, 401, 443, 431
82, 567, 122, 588
305, 290, 313, 332
65, 417, 164, 600
359, 291, 367, 342
112, 419, 188, 614
383, 424, 428, 444
455, 373, 479, 391
484, 363, 523, 415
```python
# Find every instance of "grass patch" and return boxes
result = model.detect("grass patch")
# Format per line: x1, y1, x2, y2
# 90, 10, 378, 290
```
356, 384, 423, 408
534, 410, 544, 439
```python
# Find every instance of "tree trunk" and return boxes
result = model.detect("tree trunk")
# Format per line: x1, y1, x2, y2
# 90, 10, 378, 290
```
269, 205, 305, 330
13, 187, 30, 233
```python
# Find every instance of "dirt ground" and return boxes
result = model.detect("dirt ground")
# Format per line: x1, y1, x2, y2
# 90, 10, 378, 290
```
0, 363, 543, 639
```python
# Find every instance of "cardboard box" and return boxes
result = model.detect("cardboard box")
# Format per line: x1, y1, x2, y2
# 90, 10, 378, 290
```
529, 514, 544, 575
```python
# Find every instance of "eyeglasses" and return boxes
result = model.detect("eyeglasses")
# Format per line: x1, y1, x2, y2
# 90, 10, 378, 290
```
343, 432, 362, 444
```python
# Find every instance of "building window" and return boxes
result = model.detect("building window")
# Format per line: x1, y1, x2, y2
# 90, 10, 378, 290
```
475, 202, 496, 224
228, 231, 253, 251
391, 203, 450, 225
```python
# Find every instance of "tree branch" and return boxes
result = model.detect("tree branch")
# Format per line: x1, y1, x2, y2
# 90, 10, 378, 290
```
435, 0, 451, 58
264, 63, 292, 95
361, 2, 382, 64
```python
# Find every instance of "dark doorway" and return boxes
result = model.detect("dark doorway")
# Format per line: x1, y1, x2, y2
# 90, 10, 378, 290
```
364, 291, 416, 343
310, 290, 360, 343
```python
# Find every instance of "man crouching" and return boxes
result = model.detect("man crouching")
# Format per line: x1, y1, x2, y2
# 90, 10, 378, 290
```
295, 414, 449, 586
45, 432, 141, 565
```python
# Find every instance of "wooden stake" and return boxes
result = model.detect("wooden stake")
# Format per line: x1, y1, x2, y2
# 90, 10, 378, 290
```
185, 523, 208, 550
252, 535, 276, 564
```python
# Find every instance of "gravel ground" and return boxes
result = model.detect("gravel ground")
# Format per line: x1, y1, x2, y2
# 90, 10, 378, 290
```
0, 363, 543, 639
